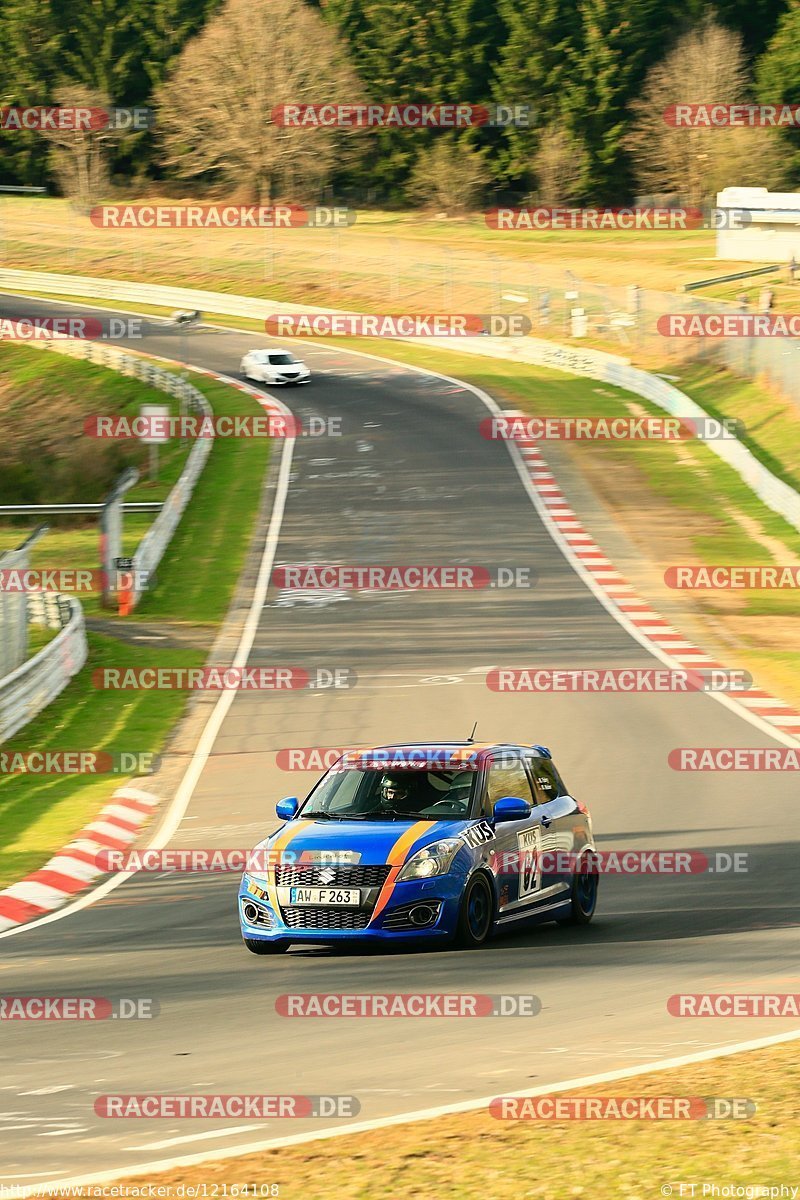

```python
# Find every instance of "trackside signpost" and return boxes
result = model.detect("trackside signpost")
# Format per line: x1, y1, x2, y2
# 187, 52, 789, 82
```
138, 403, 171, 481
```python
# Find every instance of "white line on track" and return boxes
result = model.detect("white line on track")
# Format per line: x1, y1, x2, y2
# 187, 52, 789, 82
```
2, 298, 800, 1187
21, 1029, 800, 1193
0, 368, 295, 942
132, 1126, 267, 1151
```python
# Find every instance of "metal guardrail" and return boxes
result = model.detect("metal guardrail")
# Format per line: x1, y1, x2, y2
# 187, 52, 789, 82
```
0, 322, 214, 740
1, 268, 797, 536
0, 526, 49, 677
682, 265, 781, 292
0, 503, 163, 515
9, 332, 213, 609
0, 595, 87, 743
426, 333, 800, 534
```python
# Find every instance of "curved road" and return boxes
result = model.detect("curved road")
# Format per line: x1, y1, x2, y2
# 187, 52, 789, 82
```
0, 296, 798, 1185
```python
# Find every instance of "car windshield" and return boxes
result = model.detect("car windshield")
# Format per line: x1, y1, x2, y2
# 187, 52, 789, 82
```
268, 352, 297, 365
302, 766, 476, 820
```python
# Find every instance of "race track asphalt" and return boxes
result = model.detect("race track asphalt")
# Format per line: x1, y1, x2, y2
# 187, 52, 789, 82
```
0, 296, 797, 1184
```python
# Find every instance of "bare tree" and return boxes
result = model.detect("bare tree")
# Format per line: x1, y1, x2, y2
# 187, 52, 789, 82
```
532, 126, 588, 206
156, 0, 364, 202
627, 18, 785, 206
47, 86, 123, 210
406, 139, 491, 215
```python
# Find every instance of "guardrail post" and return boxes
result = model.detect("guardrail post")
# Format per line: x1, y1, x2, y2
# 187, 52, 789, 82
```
99, 468, 139, 610
0, 524, 50, 676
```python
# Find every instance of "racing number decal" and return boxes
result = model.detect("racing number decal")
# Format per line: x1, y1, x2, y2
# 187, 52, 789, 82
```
517, 826, 542, 898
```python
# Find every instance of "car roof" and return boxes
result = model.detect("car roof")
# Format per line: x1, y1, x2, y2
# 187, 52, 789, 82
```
251, 347, 289, 355
340, 741, 551, 764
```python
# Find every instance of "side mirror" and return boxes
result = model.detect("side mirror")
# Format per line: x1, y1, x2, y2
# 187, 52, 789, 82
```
276, 796, 299, 821
493, 795, 532, 823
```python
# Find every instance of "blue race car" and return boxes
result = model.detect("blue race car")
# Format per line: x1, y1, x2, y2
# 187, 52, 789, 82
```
238, 741, 597, 954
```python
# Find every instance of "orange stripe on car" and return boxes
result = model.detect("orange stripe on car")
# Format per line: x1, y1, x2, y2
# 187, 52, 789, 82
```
369, 821, 431, 925
265, 820, 312, 914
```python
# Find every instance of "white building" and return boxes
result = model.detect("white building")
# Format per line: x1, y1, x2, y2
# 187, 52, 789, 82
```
716, 187, 800, 263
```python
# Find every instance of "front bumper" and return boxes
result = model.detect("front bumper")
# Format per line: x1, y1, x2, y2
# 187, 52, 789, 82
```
238, 874, 463, 943
271, 372, 310, 386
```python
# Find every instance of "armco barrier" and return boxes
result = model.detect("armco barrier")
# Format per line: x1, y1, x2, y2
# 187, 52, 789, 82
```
10, 332, 214, 609
0, 595, 87, 743
1, 269, 799, 534
0, 329, 213, 742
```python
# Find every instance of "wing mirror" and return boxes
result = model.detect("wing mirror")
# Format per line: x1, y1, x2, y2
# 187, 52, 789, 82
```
276, 796, 299, 821
493, 795, 532, 822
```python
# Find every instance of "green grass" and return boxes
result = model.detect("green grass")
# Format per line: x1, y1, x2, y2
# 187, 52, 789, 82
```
0, 340, 193, 511
133, 377, 269, 625
0, 351, 270, 887
322, 336, 800, 616
0, 355, 269, 623
0, 633, 203, 889
114, 1040, 800, 1200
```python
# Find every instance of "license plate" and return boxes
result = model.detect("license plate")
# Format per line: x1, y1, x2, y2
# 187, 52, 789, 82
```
289, 887, 361, 906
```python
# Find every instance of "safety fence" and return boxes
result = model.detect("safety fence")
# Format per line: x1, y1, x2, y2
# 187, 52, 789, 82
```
0, 325, 213, 741
0, 595, 87, 742
0, 269, 796, 535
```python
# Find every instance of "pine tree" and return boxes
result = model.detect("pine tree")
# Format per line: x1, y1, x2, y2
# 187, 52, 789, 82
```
0, 0, 63, 185
755, 0, 800, 183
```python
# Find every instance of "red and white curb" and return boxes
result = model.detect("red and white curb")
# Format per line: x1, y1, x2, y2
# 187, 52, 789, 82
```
0, 360, 290, 935
509, 418, 800, 743
0, 787, 159, 932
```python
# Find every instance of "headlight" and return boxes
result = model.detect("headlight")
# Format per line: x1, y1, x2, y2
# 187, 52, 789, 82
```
242, 871, 270, 888
397, 838, 462, 881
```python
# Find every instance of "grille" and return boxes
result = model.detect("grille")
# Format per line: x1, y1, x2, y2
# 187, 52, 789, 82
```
382, 901, 443, 931
282, 907, 371, 930
276, 864, 391, 888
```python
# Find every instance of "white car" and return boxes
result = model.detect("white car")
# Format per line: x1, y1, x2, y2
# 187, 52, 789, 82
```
240, 348, 311, 386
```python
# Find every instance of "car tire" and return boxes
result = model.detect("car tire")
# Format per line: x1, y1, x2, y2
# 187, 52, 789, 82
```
455, 872, 494, 948
243, 938, 290, 955
557, 857, 598, 926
